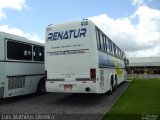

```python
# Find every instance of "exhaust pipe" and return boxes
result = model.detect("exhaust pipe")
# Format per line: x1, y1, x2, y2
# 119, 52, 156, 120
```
85, 87, 90, 92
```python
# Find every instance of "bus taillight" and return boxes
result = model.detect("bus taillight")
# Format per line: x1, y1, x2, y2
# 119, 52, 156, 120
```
45, 70, 47, 80
90, 69, 96, 81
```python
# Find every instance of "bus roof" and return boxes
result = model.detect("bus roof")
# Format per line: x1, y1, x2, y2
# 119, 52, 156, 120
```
0, 31, 44, 46
46, 19, 94, 28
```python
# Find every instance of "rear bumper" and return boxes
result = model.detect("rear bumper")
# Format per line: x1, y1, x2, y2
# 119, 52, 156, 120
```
46, 81, 98, 93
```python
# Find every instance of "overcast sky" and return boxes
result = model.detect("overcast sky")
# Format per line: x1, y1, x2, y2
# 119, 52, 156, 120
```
0, 0, 160, 57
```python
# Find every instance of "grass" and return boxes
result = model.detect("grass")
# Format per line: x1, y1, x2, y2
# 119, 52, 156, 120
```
103, 78, 160, 120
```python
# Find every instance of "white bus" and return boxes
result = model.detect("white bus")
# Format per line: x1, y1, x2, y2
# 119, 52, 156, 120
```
0, 32, 45, 98
45, 20, 128, 94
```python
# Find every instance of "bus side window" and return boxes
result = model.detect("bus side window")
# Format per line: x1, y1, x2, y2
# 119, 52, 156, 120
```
33, 46, 44, 61
96, 29, 101, 50
100, 32, 104, 51
120, 51, 123, 60
106, 37, 109, 53
114, 45, 117, 57
118, 48, 121, 59
109, 40, 113, 56
108, 40, 111, 55
102, 35, 106, 52
98, 31, 102, 50
7, 40, 32, 61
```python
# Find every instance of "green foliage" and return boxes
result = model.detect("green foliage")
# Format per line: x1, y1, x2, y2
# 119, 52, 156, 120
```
126, 67, 132, 74
103, 79, 160, 120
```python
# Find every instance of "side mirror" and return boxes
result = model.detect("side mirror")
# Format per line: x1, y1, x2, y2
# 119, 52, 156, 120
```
126, 59, 129, 65
124, 58, 129, 66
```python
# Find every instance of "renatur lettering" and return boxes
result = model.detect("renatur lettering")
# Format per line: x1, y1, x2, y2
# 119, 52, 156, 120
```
47, 28, 87, 41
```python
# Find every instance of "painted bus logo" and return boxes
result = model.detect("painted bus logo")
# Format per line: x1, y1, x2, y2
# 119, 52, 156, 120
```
47, 28, 87, 41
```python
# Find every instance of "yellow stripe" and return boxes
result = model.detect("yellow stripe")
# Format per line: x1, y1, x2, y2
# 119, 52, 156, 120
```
114, 58, 123, 77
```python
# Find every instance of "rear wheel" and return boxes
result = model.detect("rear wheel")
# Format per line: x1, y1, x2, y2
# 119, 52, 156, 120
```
108, 80, 113, 95
113, 79, 117, 91
37, 78, 46, 94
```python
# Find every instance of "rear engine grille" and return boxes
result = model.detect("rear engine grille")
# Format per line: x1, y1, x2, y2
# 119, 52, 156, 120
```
8, 76, 25, 90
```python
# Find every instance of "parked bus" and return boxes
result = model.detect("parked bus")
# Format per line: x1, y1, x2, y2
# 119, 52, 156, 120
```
45, 20, 128, 94
0, 32, 45, 98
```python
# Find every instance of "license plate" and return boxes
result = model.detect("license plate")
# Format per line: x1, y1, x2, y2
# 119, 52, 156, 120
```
64, 84, 72, 91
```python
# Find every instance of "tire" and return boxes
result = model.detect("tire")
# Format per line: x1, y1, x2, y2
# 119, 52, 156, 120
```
113, 79, 117, 91
108, 80, 113, 95
37, 78, 46, 94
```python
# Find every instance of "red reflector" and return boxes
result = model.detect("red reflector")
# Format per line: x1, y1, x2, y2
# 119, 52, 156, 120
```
90, 69, 96, 79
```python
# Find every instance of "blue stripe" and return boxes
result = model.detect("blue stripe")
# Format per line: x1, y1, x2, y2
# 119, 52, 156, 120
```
98, 51, 125, 68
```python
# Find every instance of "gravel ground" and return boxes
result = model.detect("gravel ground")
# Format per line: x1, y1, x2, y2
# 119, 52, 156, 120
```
0, 81, 129, 120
